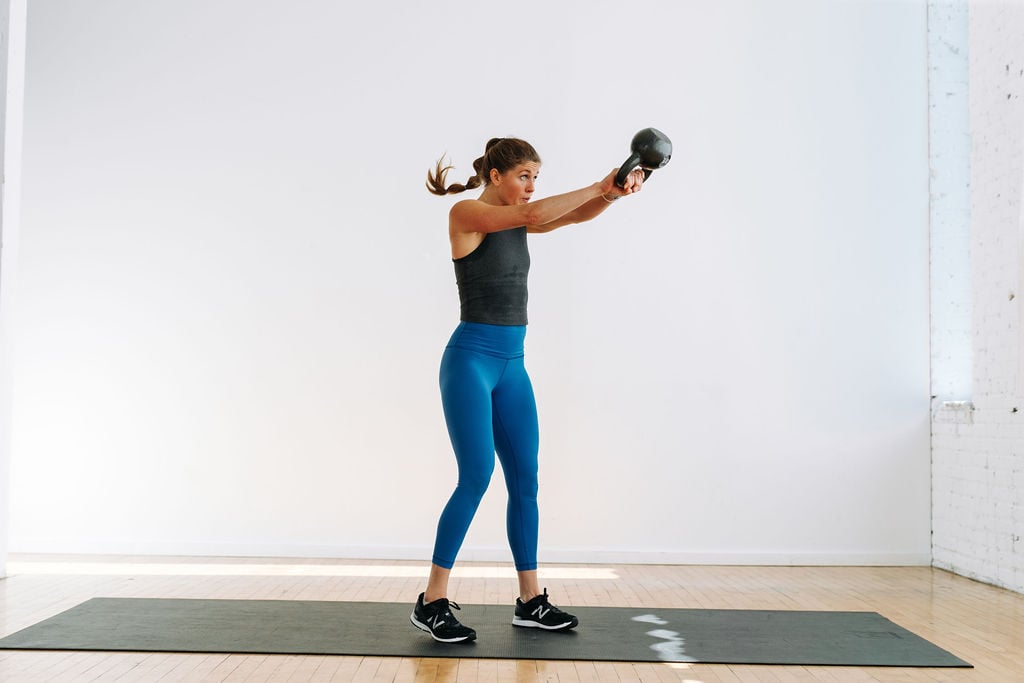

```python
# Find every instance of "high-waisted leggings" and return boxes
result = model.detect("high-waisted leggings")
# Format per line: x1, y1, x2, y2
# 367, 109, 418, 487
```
432, 321, 539, 572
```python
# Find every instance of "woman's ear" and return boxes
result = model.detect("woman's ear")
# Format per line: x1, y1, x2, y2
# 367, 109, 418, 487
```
490, 168, 502, 186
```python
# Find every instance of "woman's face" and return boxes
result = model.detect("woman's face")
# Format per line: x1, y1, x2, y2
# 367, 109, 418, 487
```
492, 162, 540, 205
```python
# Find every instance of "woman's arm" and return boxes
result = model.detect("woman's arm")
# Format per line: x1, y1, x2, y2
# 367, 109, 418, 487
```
527, 168, 646, 234
449, 181, 605, 235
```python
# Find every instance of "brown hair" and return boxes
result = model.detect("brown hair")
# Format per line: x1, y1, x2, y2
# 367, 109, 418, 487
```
426, 137, 541, 196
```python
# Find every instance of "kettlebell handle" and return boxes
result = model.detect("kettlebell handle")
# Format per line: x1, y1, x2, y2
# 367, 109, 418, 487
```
615, 161, 655, 187
615, 153, 642, 187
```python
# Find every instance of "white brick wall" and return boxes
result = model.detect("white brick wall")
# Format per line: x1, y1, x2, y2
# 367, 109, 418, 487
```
931, 1, 1024, 594
929, 0, 972, 401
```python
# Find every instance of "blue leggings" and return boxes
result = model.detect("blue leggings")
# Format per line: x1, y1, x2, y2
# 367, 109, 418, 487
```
432, 322, 539, 572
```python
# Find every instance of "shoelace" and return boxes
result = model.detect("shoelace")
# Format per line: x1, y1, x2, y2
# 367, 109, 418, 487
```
530, 588, 552, 607
527, 588, 570, 617
431, 599, 462, 625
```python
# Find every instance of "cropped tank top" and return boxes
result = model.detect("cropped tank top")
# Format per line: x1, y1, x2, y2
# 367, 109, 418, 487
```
452, 227, 530, 326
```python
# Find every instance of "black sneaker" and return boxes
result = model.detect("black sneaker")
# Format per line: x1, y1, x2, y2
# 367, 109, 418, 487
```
512, 588, 579, 631
410, 592, 477, 643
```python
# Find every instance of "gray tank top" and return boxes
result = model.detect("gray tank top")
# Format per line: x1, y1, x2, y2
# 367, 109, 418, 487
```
453, 227, 530, 326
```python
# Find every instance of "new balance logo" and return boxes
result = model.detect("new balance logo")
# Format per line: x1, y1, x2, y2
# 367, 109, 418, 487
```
430, 614, 447, 629
532, 605, 551, 620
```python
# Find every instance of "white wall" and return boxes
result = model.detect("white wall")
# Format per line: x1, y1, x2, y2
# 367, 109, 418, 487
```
932, 1, 1024, 593
11, 0, 931, 564
0, 0, 27, 577
928, 0, 971, 403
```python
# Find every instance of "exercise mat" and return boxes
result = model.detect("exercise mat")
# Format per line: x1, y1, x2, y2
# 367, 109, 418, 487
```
0, 598, 970, 667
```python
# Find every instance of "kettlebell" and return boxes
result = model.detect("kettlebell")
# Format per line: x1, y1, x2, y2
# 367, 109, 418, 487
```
615, 127, 672, 187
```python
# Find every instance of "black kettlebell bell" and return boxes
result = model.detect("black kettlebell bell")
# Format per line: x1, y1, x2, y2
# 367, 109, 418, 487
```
615, 127, 672, 187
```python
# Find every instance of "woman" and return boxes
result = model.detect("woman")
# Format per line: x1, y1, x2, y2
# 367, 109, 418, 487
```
410, 137, 645, 643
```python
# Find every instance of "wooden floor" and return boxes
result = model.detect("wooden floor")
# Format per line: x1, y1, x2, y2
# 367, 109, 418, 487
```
0, 555, 1022, 682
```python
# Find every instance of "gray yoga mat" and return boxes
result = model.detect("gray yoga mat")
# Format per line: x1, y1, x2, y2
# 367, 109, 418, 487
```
0, 598, 970, 667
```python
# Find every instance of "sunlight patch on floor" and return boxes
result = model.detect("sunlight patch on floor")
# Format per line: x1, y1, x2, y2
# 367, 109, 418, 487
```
6, 560, 619, 580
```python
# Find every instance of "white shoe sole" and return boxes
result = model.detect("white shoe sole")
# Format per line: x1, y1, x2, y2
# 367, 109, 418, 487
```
512, 616, 577, 630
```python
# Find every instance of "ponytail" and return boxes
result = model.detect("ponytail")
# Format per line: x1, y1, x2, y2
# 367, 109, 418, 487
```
426, 157, 483, 196
426, 137, 540, 197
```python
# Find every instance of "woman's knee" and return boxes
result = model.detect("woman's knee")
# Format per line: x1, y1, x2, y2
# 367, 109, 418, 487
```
456, 470, 494, 500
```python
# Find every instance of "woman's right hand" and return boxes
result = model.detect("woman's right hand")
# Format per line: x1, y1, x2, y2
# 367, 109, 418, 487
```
600, 167, 645, 198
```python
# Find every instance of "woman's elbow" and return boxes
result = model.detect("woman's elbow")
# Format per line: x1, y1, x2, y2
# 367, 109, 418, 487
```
522, 206, 546, 227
